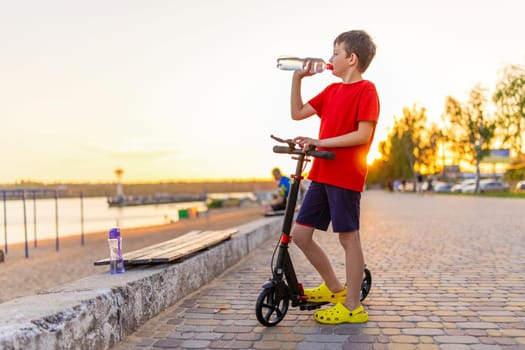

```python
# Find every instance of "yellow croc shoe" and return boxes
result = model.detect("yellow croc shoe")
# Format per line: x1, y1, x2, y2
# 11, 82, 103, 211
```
303, 282, 347, 304
314, 303, 368, 324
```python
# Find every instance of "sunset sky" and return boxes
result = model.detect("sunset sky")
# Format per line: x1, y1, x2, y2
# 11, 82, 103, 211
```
1, 0, 524, 183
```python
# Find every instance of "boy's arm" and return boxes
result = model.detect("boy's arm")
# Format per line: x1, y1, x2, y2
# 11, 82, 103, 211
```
290, 71, 316, 120
319, 121, 375, 147
294, 120, 375, 149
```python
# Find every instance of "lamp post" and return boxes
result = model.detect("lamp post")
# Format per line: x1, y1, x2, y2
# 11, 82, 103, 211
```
114, 168, 124, 205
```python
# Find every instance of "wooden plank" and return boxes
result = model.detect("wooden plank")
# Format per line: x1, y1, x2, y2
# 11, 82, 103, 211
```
124, 230, 202, 255
129, 230, 234, 264
94, 229, 237, 266
141, 229, 237, 264
121, 230, 203, 262
150, 230, 236, 263
94, 230, 203, 265
126, 232, 212, 265
128, 231, 221, 263
263, 210, 285, 217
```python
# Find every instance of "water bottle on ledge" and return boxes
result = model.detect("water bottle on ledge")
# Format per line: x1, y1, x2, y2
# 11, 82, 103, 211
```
108, 228, 125, 274
276, 55, 332, 73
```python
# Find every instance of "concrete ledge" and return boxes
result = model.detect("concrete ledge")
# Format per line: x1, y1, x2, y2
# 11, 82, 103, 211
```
0, 216, 282, 350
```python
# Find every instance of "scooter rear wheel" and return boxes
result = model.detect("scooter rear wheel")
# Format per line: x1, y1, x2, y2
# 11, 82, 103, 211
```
255, 286, 289, 327
360, 267, 372, 301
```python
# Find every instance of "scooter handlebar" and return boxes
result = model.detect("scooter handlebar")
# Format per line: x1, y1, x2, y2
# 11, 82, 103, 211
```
272, 145, 335, 160
311, 150, 336, 160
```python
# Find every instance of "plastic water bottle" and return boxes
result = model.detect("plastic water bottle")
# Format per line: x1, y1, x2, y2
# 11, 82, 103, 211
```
108, 228, 125, 274
276, 55, 332, 73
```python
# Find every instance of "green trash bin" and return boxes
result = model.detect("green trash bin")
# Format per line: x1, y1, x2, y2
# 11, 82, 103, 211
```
178, 208, 189, 219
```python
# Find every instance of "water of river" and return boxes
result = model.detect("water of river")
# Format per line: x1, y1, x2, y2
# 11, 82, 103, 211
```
1, 193, 254, 246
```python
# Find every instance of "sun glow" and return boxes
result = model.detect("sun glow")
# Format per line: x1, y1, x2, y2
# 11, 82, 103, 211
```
367, 149, 382, 165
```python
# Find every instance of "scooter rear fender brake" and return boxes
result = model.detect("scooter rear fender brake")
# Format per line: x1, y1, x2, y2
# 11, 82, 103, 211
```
261, 280, 278, 289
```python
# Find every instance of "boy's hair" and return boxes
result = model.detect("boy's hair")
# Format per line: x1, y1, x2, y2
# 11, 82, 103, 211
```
334, 30, 376, 73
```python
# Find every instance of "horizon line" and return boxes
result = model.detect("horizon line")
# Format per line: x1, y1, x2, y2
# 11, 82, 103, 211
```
0, 177, 275, 186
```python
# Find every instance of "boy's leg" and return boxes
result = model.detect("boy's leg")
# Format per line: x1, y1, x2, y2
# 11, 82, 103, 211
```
313, 229, 367, 324
293, 182, 344, 293
339, 230, 365, 311
292, 223, 344, 292
311, 186, 367, 324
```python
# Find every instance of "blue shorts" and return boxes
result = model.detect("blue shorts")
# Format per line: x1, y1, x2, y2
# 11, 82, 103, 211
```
296, 181, 361, 232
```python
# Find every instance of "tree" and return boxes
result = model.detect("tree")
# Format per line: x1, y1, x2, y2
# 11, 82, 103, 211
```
493, 64, 525, 157
378, 123, 413, 183
376, 104, 437, 190
419, 123, 441, 175
444, 84, 496, 192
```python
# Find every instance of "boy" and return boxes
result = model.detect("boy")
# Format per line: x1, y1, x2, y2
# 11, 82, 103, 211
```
267, 167, 291, 212
289, 30, 379, 324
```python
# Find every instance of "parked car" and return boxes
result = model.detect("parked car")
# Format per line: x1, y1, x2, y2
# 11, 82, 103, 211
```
462, 179, 509, 193
451, 179, 476, 193
516, 180, 525, 191
432, 181, 454, 192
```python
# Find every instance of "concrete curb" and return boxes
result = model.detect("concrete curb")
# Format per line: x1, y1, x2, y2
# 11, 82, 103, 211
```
0, 216, 282, 350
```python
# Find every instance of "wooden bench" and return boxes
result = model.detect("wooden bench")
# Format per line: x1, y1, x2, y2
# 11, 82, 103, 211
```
263, 209, 285, 217
94, 229, 237, 266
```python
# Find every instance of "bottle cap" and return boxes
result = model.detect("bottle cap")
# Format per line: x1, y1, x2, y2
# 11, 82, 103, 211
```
326, 64, 333, 70
109, 227, 120, 239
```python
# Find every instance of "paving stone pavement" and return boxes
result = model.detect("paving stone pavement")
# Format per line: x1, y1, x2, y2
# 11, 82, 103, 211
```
112, 191, 525, 350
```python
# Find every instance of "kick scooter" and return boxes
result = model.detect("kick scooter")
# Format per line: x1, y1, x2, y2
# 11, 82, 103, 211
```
255, 135, 372, 327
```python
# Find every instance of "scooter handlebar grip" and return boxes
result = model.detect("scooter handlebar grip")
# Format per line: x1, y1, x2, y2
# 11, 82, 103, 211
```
273, 146, 293, 154
273, 145, 335, 159
311, 150, 335, 160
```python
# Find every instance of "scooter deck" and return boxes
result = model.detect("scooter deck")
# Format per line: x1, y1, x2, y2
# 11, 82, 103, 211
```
296, 300, 329, 310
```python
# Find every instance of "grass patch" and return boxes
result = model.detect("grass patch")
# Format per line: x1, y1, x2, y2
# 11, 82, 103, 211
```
433, 191, 525, 199
474, 191, 525, 199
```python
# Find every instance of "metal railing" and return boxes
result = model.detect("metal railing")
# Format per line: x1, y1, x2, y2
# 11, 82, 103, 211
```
1, 189, 85, 259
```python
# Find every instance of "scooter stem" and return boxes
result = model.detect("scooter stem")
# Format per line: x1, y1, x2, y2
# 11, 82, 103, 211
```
280, 152, 306, 238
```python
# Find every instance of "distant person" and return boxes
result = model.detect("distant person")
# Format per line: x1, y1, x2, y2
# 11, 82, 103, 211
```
416, 172, 423, 192
393, 179, 401, 192
426, 177, 433, 192
264, 167, 291, 212
299, 172, 311, 203
287, 30, 379, 324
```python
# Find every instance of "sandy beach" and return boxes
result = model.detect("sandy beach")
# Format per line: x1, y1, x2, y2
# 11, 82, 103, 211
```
0, 206, 266, 304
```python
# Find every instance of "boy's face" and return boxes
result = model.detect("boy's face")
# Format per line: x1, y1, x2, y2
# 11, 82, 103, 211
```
329, 42, 356, 77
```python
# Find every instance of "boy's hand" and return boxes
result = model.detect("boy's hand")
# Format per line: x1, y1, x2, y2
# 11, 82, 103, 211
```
293, 136, 319, 150
293, 59, 317, 78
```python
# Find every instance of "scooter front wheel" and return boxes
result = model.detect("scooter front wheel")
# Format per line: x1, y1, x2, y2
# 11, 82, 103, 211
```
255, 286, 290, 327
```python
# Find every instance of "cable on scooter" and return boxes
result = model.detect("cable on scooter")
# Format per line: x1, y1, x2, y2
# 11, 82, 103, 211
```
270, 233, 284, 274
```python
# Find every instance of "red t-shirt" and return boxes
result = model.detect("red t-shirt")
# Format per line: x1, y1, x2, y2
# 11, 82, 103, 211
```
307, 80, 380, 192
